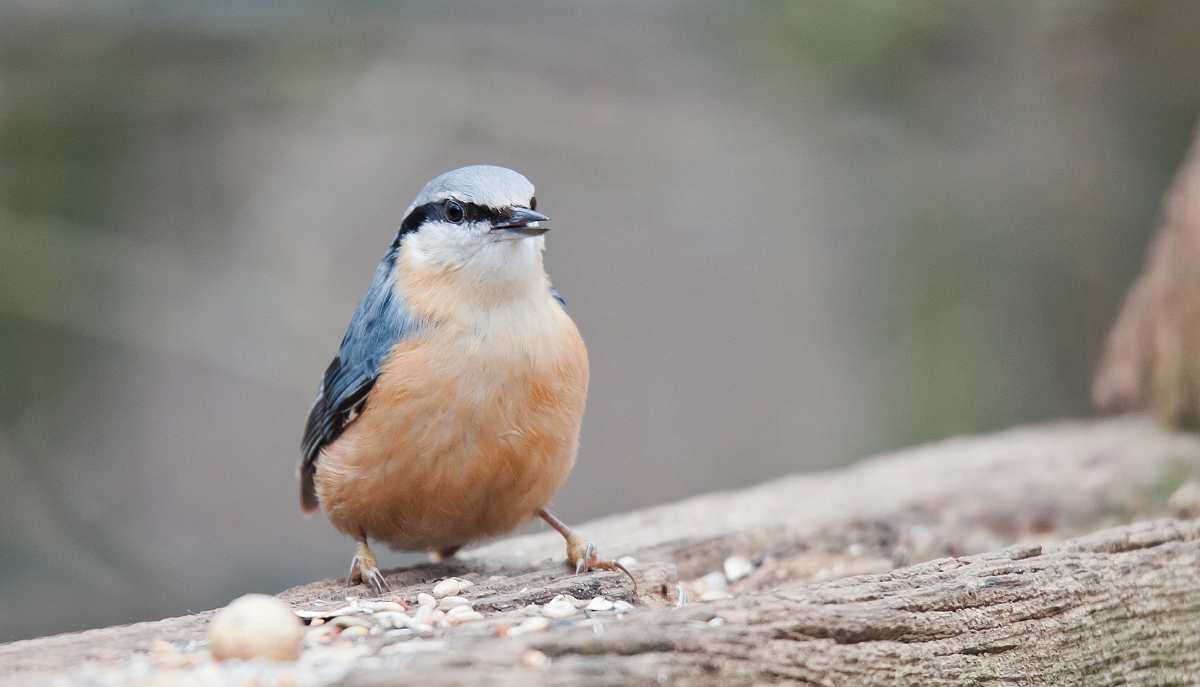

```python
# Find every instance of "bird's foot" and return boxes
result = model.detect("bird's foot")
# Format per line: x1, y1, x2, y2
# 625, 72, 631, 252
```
349, 539, 389, 594
565, 532, 638, 593
540, 508, 637, 593
565, 531, 625, 573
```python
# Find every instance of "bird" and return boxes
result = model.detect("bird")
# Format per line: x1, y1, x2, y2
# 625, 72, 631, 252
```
298, 165, 631, 593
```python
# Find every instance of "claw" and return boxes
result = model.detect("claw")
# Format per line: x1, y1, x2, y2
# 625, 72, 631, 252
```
576, 543, 595, 575
363, 567, 390, 594
349, 540, 390, 594
540, 509, 638, 594
566, 532, 638, 594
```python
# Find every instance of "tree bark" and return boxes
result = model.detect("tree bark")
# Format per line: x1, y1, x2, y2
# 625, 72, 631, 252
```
3, 416, 1199, 685
1094, 119, 1200, 428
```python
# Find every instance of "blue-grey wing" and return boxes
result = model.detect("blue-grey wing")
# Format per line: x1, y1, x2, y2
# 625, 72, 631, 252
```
550, 285, 567, 312
300, 244, 421, 512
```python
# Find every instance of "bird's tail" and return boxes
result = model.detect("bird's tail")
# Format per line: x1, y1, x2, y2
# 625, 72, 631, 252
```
300, 461, 320, 514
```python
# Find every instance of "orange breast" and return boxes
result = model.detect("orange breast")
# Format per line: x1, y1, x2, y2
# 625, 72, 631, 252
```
313, 300, 588, 552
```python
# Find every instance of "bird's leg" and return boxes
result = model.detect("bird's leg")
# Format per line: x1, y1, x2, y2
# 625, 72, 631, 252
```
539, 509, 636, 592
349, 535, 389, 594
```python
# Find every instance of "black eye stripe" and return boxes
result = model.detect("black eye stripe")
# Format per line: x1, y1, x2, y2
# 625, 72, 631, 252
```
459, 201, 513, 224
396, 200, 527, 243
396, 204, 429, 243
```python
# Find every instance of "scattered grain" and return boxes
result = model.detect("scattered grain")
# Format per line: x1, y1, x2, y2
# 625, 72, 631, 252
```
701, 571, 727, 591
330, 615, 373, 629
542, 595, 578, 618
507, 616, 549, 636
432, 578, 463, 598
445, 605, 484, 624
521, 649, 551, 671
585, 597, 613, 611
364, 601, 407, 614
373, 611, 412, 629
723, 556, 754, 583
437, 595, 470, 610
339, 626, 370, 640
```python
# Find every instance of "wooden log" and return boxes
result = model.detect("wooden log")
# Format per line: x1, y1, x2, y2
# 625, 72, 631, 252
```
3, 416, 1199, 684
347, 518, 1200, 686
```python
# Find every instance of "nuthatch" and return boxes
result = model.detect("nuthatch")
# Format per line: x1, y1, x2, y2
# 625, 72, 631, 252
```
299, 165, 630, 593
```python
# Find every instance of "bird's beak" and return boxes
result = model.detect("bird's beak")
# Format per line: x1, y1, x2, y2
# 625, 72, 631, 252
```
491, 207, 550, 237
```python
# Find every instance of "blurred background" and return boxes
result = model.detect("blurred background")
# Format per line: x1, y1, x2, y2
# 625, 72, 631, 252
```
1, 0, 1198, 642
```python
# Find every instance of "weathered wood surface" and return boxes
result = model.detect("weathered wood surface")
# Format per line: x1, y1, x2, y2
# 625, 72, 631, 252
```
348, 518, 1200, 686
3, 416, 1199, 685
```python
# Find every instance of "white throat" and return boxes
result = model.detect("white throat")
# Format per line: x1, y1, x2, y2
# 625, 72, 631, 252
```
399, 229, 550, 316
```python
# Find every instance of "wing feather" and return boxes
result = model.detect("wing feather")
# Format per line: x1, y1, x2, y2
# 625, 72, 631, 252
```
299, 242, 422, 512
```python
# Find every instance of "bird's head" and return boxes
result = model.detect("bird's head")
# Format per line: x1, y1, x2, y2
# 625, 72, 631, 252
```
396, 165, 549, 276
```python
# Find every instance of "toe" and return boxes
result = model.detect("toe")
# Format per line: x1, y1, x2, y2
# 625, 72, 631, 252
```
365, 569, 390, 594
576, 543, 597, 574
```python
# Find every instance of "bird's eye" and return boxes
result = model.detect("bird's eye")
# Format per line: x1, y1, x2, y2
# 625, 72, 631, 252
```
529, 196, 537, 211
445, 200, 464, 223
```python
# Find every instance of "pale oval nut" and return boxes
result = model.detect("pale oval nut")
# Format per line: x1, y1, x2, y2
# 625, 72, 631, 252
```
417, 593, 437, 608
207, 594, 301, 661
585, 597, 614, 612
339, 625, 370, 639
432, 578, 462, 598
701, 571, 728, 592
700, 589, 733, 602
723, 556, 754, 583
612, 600, 634, 611
329, 615, 374, 629
437, 596, 470, 610
445, 605, 484, 625
303, 624, 337, 647
617, 556, 637, 568
363, 601, 408, 614
521, 648, 551, 671
506, 616, 550, 637
373, 611, 412, 629
542, 596, 578, 619
413, 605, 436, 626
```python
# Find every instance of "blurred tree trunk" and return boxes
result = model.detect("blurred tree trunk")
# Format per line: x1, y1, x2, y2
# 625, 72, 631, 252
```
1095, 120, 1200, 427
